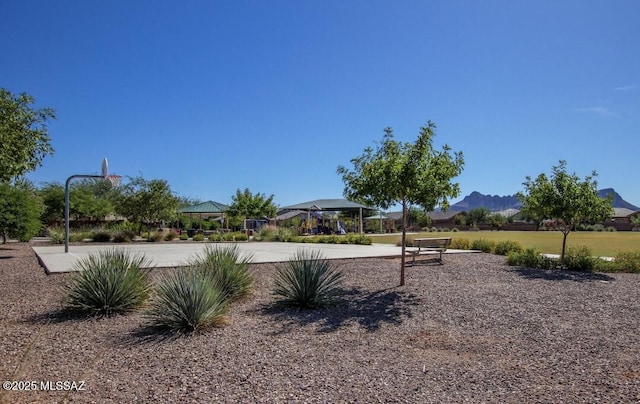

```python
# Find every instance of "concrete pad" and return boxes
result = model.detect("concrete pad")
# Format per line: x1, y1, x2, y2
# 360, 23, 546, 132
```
33, 242, 476, 274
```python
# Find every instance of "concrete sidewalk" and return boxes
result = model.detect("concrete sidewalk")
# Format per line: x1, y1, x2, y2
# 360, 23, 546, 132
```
33, 242, 414, 274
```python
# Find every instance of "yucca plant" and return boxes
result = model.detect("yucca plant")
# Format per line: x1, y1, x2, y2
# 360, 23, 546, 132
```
189, 244, 253, 302
63, 249, 152, 316
145, 268, 228, 334
273, 249, 343, 309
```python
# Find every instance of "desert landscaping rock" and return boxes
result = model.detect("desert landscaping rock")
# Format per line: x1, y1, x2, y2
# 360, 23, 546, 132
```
1, 242, 638, 402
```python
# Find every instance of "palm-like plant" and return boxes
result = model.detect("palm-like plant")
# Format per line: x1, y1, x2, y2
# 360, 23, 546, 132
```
273, 249, 343, 309
64, 248, 152, 316
189, 244, 253, 302
145, 268, 228, 334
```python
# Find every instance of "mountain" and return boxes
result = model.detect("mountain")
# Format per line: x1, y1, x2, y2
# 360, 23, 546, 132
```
449, 189, 639, 212
450, 191, 521, 212
599, 188, 640, 211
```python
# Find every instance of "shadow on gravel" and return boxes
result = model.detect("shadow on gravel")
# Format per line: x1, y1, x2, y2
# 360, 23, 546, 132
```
259, 287, 422, 334
25, 308, 104, 325
511, 267, 615, 282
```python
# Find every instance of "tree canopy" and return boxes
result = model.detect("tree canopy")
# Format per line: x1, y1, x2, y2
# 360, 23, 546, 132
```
0, 181, 44, 243
337, 121, 464, 285
517, 160, 613, 263
227, 188, 277, 226
0, 88, 55, 182
114, 176, 180, 234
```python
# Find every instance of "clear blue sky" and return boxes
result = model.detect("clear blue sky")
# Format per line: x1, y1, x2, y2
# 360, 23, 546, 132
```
3, 0, 639, 208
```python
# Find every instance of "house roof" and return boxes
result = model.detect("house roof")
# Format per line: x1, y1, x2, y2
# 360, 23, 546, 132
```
279, 199, 375, 211
179, 200, 230, 214
613, 207, 637, 218
429, 210, 466, 221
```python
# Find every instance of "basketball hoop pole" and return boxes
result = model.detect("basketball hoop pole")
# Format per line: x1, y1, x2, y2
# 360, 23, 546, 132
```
64, 158, 110, 253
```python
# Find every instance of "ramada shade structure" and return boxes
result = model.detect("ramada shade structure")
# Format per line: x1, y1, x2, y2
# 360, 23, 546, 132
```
179, 200, 230, 229
279, 199, 376, 234
179, 200, 229, 214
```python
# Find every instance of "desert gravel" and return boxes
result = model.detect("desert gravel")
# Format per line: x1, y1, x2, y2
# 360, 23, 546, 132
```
1, 241, 639, 403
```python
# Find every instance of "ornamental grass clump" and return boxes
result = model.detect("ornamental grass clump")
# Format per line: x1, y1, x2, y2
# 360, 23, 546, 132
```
145, 268, 228, 334
273, 249, 343, 309
63, 249, 152, 316
189, 244, 253, 302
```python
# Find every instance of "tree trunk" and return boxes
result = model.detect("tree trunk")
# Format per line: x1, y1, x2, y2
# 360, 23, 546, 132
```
2, 230, 7, 244
400, 198, 408, 286
560, 230, 569, 266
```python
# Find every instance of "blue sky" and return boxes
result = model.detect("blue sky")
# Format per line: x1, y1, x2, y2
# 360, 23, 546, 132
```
3, 0, 639, 208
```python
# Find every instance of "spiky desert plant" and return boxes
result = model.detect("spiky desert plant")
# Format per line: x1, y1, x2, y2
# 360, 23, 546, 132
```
273, 249, 343, 309
64, 248, 152, 316
189, 244, 253, 302
145, 267, 228, 334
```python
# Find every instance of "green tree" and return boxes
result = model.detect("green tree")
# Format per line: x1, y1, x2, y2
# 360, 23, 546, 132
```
408, 206, 432, 229
0, 181, 44, 243
631, 215, 640, 231
466, 207, 491, 228
114, 176, 179, 234
0, 88, 56, 182
337, 121, 464, 286
517, 160, 613, 264
39, 182, 66, 225
69, 179, 114, 221
227, 188, 277, 228
486, 213, 507, 230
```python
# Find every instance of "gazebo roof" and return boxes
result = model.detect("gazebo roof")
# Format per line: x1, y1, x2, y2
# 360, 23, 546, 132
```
280, 198, 374, 211
179, 200, 229, 214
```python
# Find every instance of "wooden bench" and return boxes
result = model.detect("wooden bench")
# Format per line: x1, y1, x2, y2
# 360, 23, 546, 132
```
406, 237, 452, 266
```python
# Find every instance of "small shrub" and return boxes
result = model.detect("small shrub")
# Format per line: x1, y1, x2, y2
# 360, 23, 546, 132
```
592, 224, 605, 232
113, 229, 135, 243
507, 248, 546, 268
147, 232, 163, 242
273, 249, 343, 309
451, 228, 459, 232
145, 267, 228, 334
470, 238, 496, 253
164, 232, 177, 241
430, 227, 438, 232
190, 244, 254, 302
92, 230, 112, 242
47, 227, 65, 244
179, 233, 189, 240
563, 245, 599, 271
192, 233, 205, 241
613, 251, 640, 273
70, 230, 92, 242
606, 226, 617, 232
63, 249, 152, 316
494, 240, 524, 256
450, 238, 470, 250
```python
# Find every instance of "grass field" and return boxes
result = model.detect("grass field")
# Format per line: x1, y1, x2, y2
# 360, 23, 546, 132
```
369, 231, 640, 257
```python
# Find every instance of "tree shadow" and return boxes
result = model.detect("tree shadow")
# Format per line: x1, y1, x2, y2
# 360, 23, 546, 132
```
258, 287, 422, 334
510, 267, 615, 282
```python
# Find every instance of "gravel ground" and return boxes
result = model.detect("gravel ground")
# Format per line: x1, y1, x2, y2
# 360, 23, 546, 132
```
1, 242, 639, 403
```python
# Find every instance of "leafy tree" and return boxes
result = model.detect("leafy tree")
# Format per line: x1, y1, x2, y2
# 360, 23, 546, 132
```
227, 188, 277, 228
486, 213, 507, 230
114, 176, 180, 234
0, 181, 44, 243
337, 121, 464, 286
408, 206, 432, 229
0, 88, 55, 182
39, 182, 66, 225
632, 215, 640, 231
69, 179, 114, 221
517, 160, 613, 264
466, 207, 491, 228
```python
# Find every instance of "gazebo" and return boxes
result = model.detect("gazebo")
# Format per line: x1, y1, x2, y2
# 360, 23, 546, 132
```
278, 199, 376, 234
179, 200, 230, 231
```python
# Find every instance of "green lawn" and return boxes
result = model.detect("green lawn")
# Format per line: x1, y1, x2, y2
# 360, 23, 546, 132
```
369, 231, 640, 257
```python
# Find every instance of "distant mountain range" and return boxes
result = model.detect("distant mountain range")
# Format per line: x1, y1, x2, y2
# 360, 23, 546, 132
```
449, 188, 639, 212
